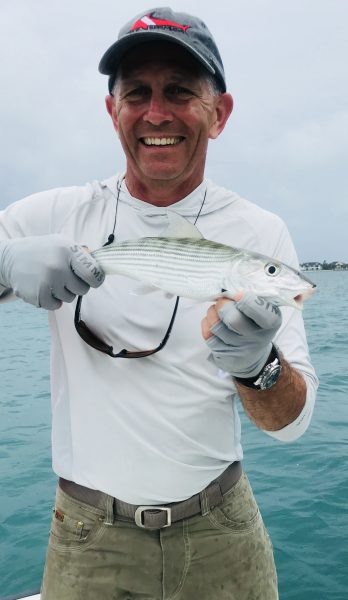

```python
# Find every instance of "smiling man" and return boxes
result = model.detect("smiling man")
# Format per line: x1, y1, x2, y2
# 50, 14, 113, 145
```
105, 42, 232, 201
0, 7, 318, 600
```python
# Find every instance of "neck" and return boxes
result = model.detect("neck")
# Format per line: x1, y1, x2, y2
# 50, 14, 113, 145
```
124, 172, 205, 206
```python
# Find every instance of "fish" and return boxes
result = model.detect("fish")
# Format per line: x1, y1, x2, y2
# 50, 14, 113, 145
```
91, 212, 316, 309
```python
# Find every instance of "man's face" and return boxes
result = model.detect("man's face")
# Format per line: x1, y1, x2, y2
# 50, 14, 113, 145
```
106, 43, 232, 199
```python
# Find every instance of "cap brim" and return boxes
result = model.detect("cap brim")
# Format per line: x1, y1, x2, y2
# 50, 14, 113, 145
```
98, 31, 216, 78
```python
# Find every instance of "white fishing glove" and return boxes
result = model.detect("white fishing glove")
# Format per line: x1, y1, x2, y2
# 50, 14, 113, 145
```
0, 235, 105, 310
206, 292, 282, 378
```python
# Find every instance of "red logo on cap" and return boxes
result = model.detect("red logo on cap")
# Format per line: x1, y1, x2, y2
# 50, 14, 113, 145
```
130, 14, 189, 33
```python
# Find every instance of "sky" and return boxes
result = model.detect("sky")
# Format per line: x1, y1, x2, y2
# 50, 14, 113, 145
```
1, 0, 347, 262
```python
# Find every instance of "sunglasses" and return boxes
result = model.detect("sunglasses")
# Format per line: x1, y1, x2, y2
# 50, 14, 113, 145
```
74, 290, 180, 358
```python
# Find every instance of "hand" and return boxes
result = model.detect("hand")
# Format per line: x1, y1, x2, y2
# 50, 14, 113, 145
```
0, 235, 105, 310
202, 292, 282, 378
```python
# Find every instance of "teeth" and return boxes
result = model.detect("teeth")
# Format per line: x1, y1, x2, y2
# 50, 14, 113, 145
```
142, 137, 182, 146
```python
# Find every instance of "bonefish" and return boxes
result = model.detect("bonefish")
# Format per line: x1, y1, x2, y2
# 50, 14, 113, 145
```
91, 213, 316, 309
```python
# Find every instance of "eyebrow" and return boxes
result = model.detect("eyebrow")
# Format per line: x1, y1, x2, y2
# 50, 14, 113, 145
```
120, 65, 201, 84
119, 75, 203, 95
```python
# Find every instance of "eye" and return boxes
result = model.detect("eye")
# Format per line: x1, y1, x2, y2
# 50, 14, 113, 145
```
166, 85, 195, 100
124, 86, 150, 101
265, 262, 281, 277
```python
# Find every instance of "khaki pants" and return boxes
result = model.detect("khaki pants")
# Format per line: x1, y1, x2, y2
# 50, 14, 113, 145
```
41, 473, 278, 599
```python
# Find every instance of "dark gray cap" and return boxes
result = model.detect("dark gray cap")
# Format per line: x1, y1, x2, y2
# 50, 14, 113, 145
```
99, 7, 226, 94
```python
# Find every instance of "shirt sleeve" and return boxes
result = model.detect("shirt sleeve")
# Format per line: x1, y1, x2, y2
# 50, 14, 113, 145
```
260, 219, 319, 441
0, 189, 58, 300
263, 371, 317, 441
0, 184, 94, 301
0, 185, 87, 239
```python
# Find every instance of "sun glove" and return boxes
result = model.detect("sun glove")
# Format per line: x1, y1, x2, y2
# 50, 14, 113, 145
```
0, 235, 105, 310
206, 292, 282, 378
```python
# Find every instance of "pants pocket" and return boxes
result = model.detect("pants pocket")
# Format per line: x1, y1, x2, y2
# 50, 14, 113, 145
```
49, 485, 107, 551
207, 473, 261, 533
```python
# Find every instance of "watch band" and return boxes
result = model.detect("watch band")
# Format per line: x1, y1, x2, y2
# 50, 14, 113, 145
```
234, 345, 281, 390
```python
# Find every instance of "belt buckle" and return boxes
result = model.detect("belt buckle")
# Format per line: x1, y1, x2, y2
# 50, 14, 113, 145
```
134, 506, 172, 529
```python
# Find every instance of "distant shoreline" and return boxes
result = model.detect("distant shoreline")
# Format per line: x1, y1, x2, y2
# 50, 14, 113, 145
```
300, 262, 348, 271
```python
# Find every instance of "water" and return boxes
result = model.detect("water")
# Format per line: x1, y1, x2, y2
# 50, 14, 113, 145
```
0, 270, 347, 599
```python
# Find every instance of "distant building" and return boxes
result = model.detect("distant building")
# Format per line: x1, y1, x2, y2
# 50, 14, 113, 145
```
300, 261, 348, 271
301, 262, 323, 271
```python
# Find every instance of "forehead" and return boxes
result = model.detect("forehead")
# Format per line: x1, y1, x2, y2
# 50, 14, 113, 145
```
118, 41, 205, 81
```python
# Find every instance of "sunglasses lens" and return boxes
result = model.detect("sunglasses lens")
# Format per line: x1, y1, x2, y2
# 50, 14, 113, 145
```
74, 296, 180, 358
76, 319, 114, 354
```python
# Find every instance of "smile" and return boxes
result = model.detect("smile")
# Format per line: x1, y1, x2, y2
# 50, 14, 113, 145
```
141, 137, 184, 146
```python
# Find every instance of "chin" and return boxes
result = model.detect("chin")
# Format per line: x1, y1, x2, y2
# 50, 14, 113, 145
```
141, 166, 186, 182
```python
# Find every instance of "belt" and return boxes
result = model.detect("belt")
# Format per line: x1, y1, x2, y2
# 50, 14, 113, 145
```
59, 461, 242, 530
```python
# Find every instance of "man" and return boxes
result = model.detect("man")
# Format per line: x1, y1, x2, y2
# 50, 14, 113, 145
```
0, 8, 318, 600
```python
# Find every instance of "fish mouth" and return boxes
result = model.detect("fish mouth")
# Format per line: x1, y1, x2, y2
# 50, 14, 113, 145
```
140, 136, 185, 147
291, 287, 316, 309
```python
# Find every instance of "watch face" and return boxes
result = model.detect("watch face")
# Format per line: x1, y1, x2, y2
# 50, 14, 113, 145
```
260, 363, 282, 390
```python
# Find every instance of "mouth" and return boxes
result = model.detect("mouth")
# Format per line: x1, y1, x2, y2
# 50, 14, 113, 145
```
140, 136, 185, 147
293, 294, 305, 309
292, 287, 316, 309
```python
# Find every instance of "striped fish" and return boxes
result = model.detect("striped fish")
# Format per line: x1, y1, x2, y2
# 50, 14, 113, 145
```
91, 213, 315, 309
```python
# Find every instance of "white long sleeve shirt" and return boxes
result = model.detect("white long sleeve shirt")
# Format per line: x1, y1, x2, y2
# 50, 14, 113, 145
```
0, 176, 318, 504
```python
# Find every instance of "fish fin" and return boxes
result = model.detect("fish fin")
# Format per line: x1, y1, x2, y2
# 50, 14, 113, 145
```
165, 211, 204, 239
130, 283, 161, 296
225, 290, 244, 302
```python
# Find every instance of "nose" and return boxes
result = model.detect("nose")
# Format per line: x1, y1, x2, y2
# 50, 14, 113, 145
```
143, 93, 174, 127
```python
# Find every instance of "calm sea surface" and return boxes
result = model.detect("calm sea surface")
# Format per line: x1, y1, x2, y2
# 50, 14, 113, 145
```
0, 270, 347, 599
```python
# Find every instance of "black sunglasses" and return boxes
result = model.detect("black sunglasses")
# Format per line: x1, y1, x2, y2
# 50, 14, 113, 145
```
74, 281, 180, 358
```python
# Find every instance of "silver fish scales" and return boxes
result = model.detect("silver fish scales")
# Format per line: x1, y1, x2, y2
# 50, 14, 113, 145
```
92, 222, 316, 309
93, 237, 240, 299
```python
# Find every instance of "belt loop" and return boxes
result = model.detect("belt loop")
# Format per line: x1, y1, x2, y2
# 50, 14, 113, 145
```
199, 489, 210, 517
104, 496, 114, 526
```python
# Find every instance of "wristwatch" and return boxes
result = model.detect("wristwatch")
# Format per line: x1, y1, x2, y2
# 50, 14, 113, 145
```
234, 345, 282, 391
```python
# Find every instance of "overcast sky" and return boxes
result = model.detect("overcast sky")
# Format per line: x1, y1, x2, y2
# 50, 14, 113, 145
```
1, 0, 346, 262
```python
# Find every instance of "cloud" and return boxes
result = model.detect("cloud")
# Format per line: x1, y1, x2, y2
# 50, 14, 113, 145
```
264, 111, 348, 169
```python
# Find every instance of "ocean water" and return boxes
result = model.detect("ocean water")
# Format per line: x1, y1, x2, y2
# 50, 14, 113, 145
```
0, 270, 347, 599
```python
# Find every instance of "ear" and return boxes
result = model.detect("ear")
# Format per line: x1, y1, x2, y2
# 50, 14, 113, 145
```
209, 93, 233, 140
105, 95, 119, 133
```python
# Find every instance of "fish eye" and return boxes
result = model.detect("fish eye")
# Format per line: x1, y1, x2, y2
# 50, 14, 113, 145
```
265, 262, 281, 277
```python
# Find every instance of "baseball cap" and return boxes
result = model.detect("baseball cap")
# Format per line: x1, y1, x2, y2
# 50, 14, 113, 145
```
99, 7, 226, 94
